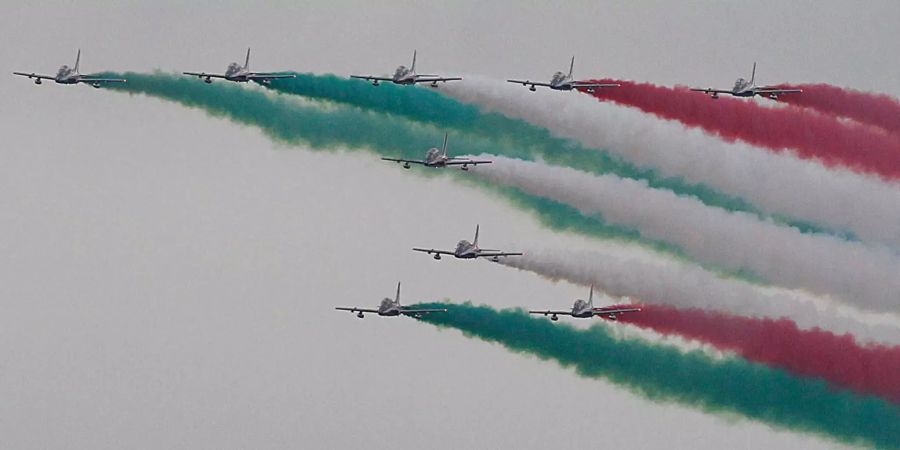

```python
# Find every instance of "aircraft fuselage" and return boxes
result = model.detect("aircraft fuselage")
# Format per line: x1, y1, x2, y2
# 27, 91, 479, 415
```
570, 300, 594, 318
453, 241, 480, 258
549, 79, 576, 91
549, 72, 578, 91
375, 296, 400, 316
423, 149, 451, 167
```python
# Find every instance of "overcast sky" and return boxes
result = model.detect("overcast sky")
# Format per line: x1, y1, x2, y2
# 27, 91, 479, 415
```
1, 2, 897, 449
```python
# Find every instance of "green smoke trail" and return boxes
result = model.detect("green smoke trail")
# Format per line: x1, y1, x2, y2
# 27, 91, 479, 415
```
97, 72, 762, 280
414, 302, 900, 449
263, 74, 834, 236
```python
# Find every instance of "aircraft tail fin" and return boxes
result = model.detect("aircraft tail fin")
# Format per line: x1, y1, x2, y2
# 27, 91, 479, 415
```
441, 132, 449, 157
245, 48, 251, 70
588, 284, 594, 307
568, 56, 575, 79
395, 281, 402, 305
474, 224, 480, 247
74, 49, 81, 73
411, 50, 417, 72
750, 62, 756, 85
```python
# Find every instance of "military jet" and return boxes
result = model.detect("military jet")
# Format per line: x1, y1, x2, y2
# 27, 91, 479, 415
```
413, 225, 523, 262
690, 62, 802, 100
183, 48, 295, 84
335, 282, 447, 319
13, 50, 126, 88
350, 50, 462, 87
381, 133, 492, 171
507, 57, 619, 93
529, 285, 641, 321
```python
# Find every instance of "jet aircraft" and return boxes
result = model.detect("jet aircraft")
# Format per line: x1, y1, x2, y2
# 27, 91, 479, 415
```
529, 285, 641, 321
690, 63, 801, 100
381, 133, 492, 170
13, 50, 126, 88
335, 282, 447, 319
507, 57, 619, 93
350, 50, 462, 87
413, 225, 523, 262
183, 48, 295, 84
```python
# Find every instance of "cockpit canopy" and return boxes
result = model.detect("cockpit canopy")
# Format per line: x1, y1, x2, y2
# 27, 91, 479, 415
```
57, 65, 75, 78
733, 77, 751, 91
425, 148, 441, 161
550, 71, 567, 84
455, 240, 472, 252
394, 65, 410, 78
573, 299, 588, 310
225, 62, 243, 76
379, 298, 395, 310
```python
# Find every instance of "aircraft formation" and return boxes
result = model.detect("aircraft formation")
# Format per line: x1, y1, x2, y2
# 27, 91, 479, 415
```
13, 48, 803, 101
14, 48, 806, 322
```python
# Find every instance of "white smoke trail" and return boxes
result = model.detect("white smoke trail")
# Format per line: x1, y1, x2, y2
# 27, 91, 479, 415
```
499, 248, 900, 346
443, 77, 900, 250
473, 156, 900, 314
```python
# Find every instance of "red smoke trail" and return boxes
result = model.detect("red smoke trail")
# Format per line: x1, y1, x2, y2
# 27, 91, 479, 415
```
613, 304, 900, 404
583, 80, 900, 181
773, 83, 900, 135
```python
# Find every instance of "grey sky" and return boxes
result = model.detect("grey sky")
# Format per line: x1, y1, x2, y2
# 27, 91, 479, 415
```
2, 1, 896, 449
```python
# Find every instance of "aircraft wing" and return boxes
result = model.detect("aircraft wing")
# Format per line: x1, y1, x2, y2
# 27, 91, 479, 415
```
507, 79, 553, 88
528, 309, 573, 316
78, 77, 126, 84
335, 307, 379, 313
690, 87, 733, 95
755, 88, 803, 94
381, 157, 426, 165
350, 75, 394, 82
592, 307, 641, 317
412, 248, 455, 256
13, 72, 55, 81
400, 308, 448, 316
183, 72, 228, 79
412, 77, 463, 83
248, 73, 297, 80
572, 82, 620, 88
443, 159, 493, 166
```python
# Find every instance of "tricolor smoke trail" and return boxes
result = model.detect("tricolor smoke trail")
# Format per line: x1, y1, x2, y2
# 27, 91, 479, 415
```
97, 72, 900, 445
474, 156, 900, 314
442, 78, 900, 249
615, 304, 900, 405
582, 79, 900, 181
498, 248, 900, 346
98, 73, 900, 340
98, 73, 718, 268
268, 75, 900, 253
775, 83, 900, 134
412, 303, 900, 449
261, 74, 768, 219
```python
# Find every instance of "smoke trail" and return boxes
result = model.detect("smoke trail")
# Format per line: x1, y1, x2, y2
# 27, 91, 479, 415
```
261, 74, 796, 225
475, 156, 900, 314
498, 248, 900, 346
413, 302, 900, 449
98, 73, 900, 327
774, 83, 900, 134
615, 304, 900, 405
582, 79, 900, 181
98, 73, 742, 272
441, 78, 900, 250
